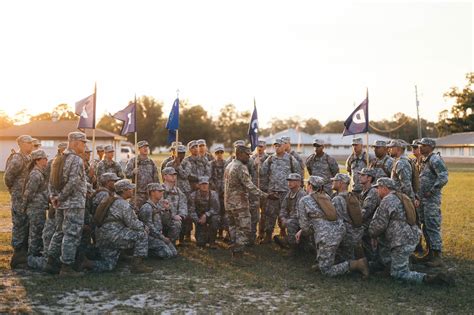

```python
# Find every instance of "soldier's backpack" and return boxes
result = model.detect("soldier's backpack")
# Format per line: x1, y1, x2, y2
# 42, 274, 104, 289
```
49, 154, 67, 191
344, 192, 363, 228
93, 196, 118, 228
311, 192, 337, 221
3, 151, 28, 189
394, 158, 420, 194
394, 192, 417, 226
369, 156, 391, 177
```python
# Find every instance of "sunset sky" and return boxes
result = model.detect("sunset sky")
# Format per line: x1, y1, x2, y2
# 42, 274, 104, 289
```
0, 0, 472, 127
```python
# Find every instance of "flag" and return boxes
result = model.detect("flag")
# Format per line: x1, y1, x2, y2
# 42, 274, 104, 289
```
166, 98, 179, 144
113, 103, 136, 135
343, 91, 369, 136
75, 94, 95, 129
248, 99, 259, 150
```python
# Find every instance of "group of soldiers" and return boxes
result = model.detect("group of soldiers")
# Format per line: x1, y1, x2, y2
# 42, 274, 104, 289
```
4, 131, 453, 285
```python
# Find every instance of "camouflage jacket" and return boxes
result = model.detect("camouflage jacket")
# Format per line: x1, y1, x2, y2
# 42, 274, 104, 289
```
369, 154, 394, 180
346, 151, 374, 192
305, 152, 339, 181
166, 158, 192, 195
125, 155, 159, 193
21, 166, 49, 211
261, 153, 301, 192
360, 186, 380, 226
280, 188, 307, 220
250, 152, 270, 191
183, 155, 211, 184
138, 199, 167, 240
96, 159, 125, 180
91, 187, 114, 215
210, 159, 226, 195
189, 190, 220, 222
160, 156, 174, 172
419, 152, 448, 200
391, 155, 415, 200
163, 184, 188, 218
4, 152, 31, 197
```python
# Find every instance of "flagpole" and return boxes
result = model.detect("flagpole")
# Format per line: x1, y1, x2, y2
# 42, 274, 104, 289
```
176, 89, 180, 145
254, 97, 260, 190
366, 88, 369, 165
134, 94, 138, 204
92, 82, 97, 162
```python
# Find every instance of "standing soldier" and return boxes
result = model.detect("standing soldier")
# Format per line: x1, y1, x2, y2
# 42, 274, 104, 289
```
388, 140, 415, 201
210, 145, 230, 241
96, 145, 125, 180
166, 145, 192, 199
369, 140, 393, 180
183, 140, 211, 191
46, 132, 88, 276
197, 139, 215, 162
82, 145, 96, 186
161, 141, 181, 172
32, 138, 41, 150
95, 145, 105, 164
4, 135, 33, 268
224, 145, 269, 265
261, 138, 301, 243
346, 137, 373, 194
410, 140, 423, 173
414, 138, 449, 267
46, 142, 68, 182
125, 140, 159, 210
305, 139, 339, 196
281, 136, 305, 179
251, 140, 270, 241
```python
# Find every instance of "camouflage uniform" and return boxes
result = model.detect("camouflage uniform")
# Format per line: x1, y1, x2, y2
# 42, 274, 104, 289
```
4, 151, 31, 250
261, 153, 301, 234
369, 154, 394, 180
418, 152, 448, 252
94, 196, 149, 271
345, 151, 371, 193
251, 151, 270, 236
48, 148, 87, 265
306, 152, 339, 195
298, 193, 349, 277
210, 159, 228, 230
166, 159, 192, 196
161, 155, 174, 172
391, 156, 415, 201
42, 209, 56, 257
360, 185, 380, 261
189, 189, 221, 246
289, 150, 305, 178
139, 200, 177, 259
224, 159, 267, 252
183, 155, 211, 190
369, 190, 425, 283
161, 184, 188, 242
279, 188, 307, 246
97, 159, 125, 181
125, 155, 159, 209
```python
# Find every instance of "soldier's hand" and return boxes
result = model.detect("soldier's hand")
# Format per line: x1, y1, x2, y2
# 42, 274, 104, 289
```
199, 215, 207, 225
51, 197, 59, 208
295, 230, 302, 244
173, 215, 182, 222
414, 199, 420, 208
132, 168, 139, 175
161, 199, 170, 209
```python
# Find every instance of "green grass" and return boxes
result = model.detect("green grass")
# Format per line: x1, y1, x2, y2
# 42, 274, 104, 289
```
0, 169, 473, 312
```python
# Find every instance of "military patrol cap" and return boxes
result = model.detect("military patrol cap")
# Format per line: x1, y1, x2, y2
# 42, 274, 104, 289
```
419, 138, 436, 147
233, 140, 245, 147
351, 137, 363, 145
84, 145, 92, 153
281, 136, 291, 144
313, 139, 324, 147
198, 176, 210, 184
104, 145, 115, 152
147, 183, 165, 192
273, 138, 284, 145
286, 173, 302, 181
162, 166, 177, 175
32, 138, 41, 146
176, 145, 187, 153
330, 173, 351, 184
170, 141, 182, 150
100, 172, 121, 183
213, 145, 225, 153
31, 149, 47, 160
188, 140, 198, 149
357, 167, 377, 178
96, 144, 104, 151
257, 140, 266, 147
411, 139, 420, 148
114, 179, 136, 192
137, 140, 149, 148
236, 145, 251, 154
58, 142, 68, 150
68, 131, 89, 142
16, 135, 34, 144
387, 139, 403, 148
372, 177, 396, 190
197, 139, 206, 146
308, 175, 325, 189
372, 140, 387, 147
398, 139, 409, 148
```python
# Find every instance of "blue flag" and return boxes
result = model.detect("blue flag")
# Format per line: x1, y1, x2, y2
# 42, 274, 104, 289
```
166, 98, 179, 144
75, 94, 95, 129
113, 103, 137, 135
343, 92, 369, 136
248, 100, 259, 151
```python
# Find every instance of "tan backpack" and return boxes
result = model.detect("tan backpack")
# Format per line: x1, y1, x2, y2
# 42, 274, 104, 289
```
344, 192, 363, 228
311, 192, 337, 221
93, 196, 118, 227
49, 154, 67, 191
394, 192, 417, 226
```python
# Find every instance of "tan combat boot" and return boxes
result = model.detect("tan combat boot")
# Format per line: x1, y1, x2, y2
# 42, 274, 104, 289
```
130, 257, 153, 274
349, 258, 369, 279
425, 251, 445, 268
423, 272, 455, 286
80, 257, 96, 271
44, 256, 61, 274
59, 264, 83, 277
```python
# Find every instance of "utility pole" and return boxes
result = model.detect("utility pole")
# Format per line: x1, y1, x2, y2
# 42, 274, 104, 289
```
415, 85, 422, 139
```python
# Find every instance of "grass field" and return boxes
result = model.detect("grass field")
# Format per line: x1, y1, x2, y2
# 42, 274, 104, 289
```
1, 162, 473, 313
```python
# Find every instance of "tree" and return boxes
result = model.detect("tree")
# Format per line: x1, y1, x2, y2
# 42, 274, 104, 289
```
0, 111, 13, 129
321, 120, 345, 133
96, 113, 123, 135
215, 104, 251, 148
133, 96, 167, 150
302, 118, 322, 134
30, 104, 76, 121
177, 102, 217, 145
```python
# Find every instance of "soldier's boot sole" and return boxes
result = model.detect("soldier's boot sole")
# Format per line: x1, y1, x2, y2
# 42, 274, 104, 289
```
130, 257, 153, 274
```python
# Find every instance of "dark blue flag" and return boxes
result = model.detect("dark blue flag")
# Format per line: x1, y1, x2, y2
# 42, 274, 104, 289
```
343, 92, 369, 136
248, 100, 259, 150
75, 94, 95, 129
166, 98, 179, 144
113, 103, 137, 135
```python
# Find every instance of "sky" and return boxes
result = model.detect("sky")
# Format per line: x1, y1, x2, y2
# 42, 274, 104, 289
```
0, 0, 472, 127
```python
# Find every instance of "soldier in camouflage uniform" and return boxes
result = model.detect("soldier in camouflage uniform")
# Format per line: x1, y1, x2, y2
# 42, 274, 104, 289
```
346, 137, 374, 194
388, 140, 415, 201
409, 139, 425, 255
413, 138, 449, 267
224, 140, 244, 167
166, 145, 192, 199
210, 145, 230, 240
160, 141, 181, 172
331, 173, 364, 261
89, 180, 153, 273
260, 138, 301, 243
183, 140, 211, 190
96, 145, 125, 181
4, 135, 33, 268
138, 183, 178, 259
32, 138, 41, 150
46, 132, 88, 276
45, 142, 68, 183
125, 140, 159, 210
281, 136, 305, 179
197, 139, 215, 162
251, 140, 270, 240
91, 173, 120, 216
21, 150, 49, 268
369, 140, 394, 180
224, 145, 269, 264
161, 167, 188, 244
82, 145, 96, 186
305, 139, 339, 196
189, 177, 220, 248
296, 176, 369, 278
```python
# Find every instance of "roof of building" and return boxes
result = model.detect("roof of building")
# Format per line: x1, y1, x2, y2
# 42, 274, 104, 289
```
261, 128, 314, 145
0, 120, 126, 141
435, 132, 474, 146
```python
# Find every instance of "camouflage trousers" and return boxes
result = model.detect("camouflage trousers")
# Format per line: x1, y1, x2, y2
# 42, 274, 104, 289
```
26, 207, 46, 257
285, 218, 300, 247
94, 229, 149, 272
337, 224, 364, 261
160, 211, 182, 242
193, 215, 220, 246
42, 215, 56, 257
249, 193, 260, 243
228, 207, 252, 253
10, 195, 29, 250
27, 255, 48, 270
419, 195, 442, 251
317, 242, 350, 277
149, 237, 178, 259
377, 243, 425, 284
258, 196, 267, 236
361, 229, 377, 262
48, 207, 85, 265
264, 191, 287, 234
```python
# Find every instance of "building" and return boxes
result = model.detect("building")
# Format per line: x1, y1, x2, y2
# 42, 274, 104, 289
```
0, 120, 127, 171
434, 132, 474, 163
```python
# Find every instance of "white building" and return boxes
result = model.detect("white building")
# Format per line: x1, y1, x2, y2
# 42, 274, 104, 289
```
0, 120, 126, 171
434, 132, 474, 163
